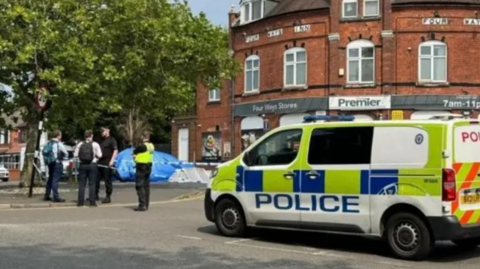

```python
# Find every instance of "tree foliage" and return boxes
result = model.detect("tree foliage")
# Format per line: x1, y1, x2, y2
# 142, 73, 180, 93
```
0, 0, 239, 186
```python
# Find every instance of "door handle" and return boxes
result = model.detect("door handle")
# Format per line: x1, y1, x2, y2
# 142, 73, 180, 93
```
306, 171, 319, 179
283, 172, 295, 179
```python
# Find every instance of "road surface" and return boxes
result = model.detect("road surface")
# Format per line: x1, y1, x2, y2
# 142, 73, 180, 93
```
0, 199, 479, 269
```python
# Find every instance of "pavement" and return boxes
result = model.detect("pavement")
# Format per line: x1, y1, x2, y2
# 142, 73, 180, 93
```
0, 181, 206, 208
0, 199, 479, 269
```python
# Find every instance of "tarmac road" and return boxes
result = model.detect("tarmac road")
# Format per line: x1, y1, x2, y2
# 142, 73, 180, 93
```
0, 199, 479, 269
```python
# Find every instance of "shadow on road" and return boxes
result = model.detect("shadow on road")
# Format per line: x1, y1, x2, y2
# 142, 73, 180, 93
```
197, 225, 480, 263
0, 244, 356, 269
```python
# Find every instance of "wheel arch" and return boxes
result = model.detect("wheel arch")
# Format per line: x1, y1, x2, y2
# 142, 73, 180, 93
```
214, 193, 248, 222
380, 203, 433, 238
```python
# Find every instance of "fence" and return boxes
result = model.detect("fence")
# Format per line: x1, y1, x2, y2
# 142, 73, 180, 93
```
0, 153, 21, 170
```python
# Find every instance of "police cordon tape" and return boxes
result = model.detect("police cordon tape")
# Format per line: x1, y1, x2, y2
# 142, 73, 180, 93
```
20, 152, 221, 168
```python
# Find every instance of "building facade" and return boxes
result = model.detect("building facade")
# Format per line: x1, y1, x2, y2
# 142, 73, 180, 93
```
172, 0, 480, 164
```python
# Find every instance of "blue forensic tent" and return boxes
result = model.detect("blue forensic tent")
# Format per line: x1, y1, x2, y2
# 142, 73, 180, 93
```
114, 148, 193, 182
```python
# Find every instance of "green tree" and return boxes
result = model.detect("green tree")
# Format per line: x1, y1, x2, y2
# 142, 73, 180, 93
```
0, 0, 239, 187
93, 0, 239, 146
0, 0, 116, 186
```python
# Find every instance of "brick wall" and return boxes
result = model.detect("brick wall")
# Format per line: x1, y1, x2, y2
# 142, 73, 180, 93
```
173, 1, 480, 163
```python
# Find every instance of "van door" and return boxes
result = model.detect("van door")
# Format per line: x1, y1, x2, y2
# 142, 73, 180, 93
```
240, 128, 304, 226
452, 122, 480, 225
299, 126, 373, 234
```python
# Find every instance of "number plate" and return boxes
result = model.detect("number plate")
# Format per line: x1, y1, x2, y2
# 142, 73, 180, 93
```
462, 188, 480, 205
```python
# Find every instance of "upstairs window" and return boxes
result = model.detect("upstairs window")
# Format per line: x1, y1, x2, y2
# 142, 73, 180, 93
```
0, 129, 9, 145
347, 40, 375, 84
419, 41, 447, 83
364, 0, 379, 17
245, 55, 260, 93
284, 48, 307, 87
343, 0, 358, 18
208, 88, 220, 102
240, 0, 278, 24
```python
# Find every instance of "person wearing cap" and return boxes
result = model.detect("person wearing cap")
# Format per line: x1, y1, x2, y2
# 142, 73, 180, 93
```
97, 127, 118, 203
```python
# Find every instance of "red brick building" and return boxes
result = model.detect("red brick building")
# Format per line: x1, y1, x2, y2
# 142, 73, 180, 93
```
172, 0, 480, 164
0, 113, 28, 180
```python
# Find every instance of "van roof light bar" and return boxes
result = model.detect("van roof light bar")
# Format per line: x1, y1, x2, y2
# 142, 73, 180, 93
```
303, 115, 355, 123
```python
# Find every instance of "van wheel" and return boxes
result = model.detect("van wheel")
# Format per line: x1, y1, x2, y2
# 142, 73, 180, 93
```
214, 198, 246, 237
453, 237, 480, 251
1, 179, 8, 182
386, 212, 433, 260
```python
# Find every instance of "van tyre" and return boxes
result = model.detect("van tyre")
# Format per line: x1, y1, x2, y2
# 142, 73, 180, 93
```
453, 237, 480, 251
1, 179, 8, 182
386, 212, 433, 260
214, 198, 246, 237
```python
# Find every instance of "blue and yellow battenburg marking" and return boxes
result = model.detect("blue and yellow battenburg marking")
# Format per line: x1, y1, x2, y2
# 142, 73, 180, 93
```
235, 167, 439, 196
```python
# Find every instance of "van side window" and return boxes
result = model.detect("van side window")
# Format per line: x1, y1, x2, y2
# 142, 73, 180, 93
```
246, 129, 303, 166
308, 127, 373, 165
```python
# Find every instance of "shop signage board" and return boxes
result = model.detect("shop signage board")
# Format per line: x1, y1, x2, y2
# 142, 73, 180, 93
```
391, 95, 480, 110
233, 97, 328, 116
329, 96, 391, 111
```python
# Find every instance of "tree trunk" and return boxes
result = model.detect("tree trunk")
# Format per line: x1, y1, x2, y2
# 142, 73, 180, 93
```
19, 121, 43, 188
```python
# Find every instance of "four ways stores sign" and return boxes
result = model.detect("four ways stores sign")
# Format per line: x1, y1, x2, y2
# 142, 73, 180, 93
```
329, 96, 391, 111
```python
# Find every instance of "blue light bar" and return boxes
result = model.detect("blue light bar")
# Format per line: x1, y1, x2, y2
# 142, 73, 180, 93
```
303, 115, 355, 122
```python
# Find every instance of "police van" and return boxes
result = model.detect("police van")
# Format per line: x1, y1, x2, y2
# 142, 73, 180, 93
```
204, 115, 480, 260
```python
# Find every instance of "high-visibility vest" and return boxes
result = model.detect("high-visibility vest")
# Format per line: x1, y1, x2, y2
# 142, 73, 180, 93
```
135, 142, 154, 164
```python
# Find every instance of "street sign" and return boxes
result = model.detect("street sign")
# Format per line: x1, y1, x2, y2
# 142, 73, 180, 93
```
34, 87, 51, 111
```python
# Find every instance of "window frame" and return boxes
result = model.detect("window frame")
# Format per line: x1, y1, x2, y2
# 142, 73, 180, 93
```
0, 129, 9, 145
418, 41, 448, 83
342, 0, 358, 18
306, 127, 374, 166
364, 0, 379, 17
284, 47, 308, 87
346, 40, 375, 84
243, 128, 303, 167
208, 88, 220, 102
245, 55, 260, 93
240, 0, 265, 24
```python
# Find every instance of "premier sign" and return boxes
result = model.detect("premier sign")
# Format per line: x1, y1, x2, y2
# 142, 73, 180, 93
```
330, 96, 391, 111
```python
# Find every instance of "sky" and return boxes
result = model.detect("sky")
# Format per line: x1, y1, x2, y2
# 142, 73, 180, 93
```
187, 0, 239, 26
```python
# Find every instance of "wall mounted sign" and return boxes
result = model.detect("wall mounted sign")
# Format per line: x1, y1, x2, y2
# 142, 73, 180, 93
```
201, 132, 222, 162
391, 110, 404, 120
267, 29, 283, 38
391, 95, 480, 110
422, 18, 449, 25
233, 97, 328, 116
245, 34, 259, 43
464, 18, 480, 25
329, 96, 391, 111
294, 25, 311, 33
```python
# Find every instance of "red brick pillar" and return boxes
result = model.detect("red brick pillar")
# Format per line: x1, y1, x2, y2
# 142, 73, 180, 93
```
381, 0, 394, 95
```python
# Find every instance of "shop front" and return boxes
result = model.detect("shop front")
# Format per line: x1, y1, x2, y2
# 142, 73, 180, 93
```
390, 95, 480, 119
329, 96, 391, 121
233, 97, 329, 154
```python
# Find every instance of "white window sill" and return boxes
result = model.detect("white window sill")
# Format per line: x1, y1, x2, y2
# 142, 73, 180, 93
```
282, 85, 308, 91
243, 91, 260, 97
416, 82, 449, 87
345, 83, 376, 88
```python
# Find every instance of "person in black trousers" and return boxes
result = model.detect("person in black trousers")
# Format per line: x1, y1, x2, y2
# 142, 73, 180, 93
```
75, 130, 103, 207
97, 127, 118, 203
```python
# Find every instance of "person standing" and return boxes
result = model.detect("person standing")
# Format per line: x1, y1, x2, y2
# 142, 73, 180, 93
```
74, 130, 102, 207
132, 131, 154, 212
43, 130, 68, 203
97, 127, 118, 203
